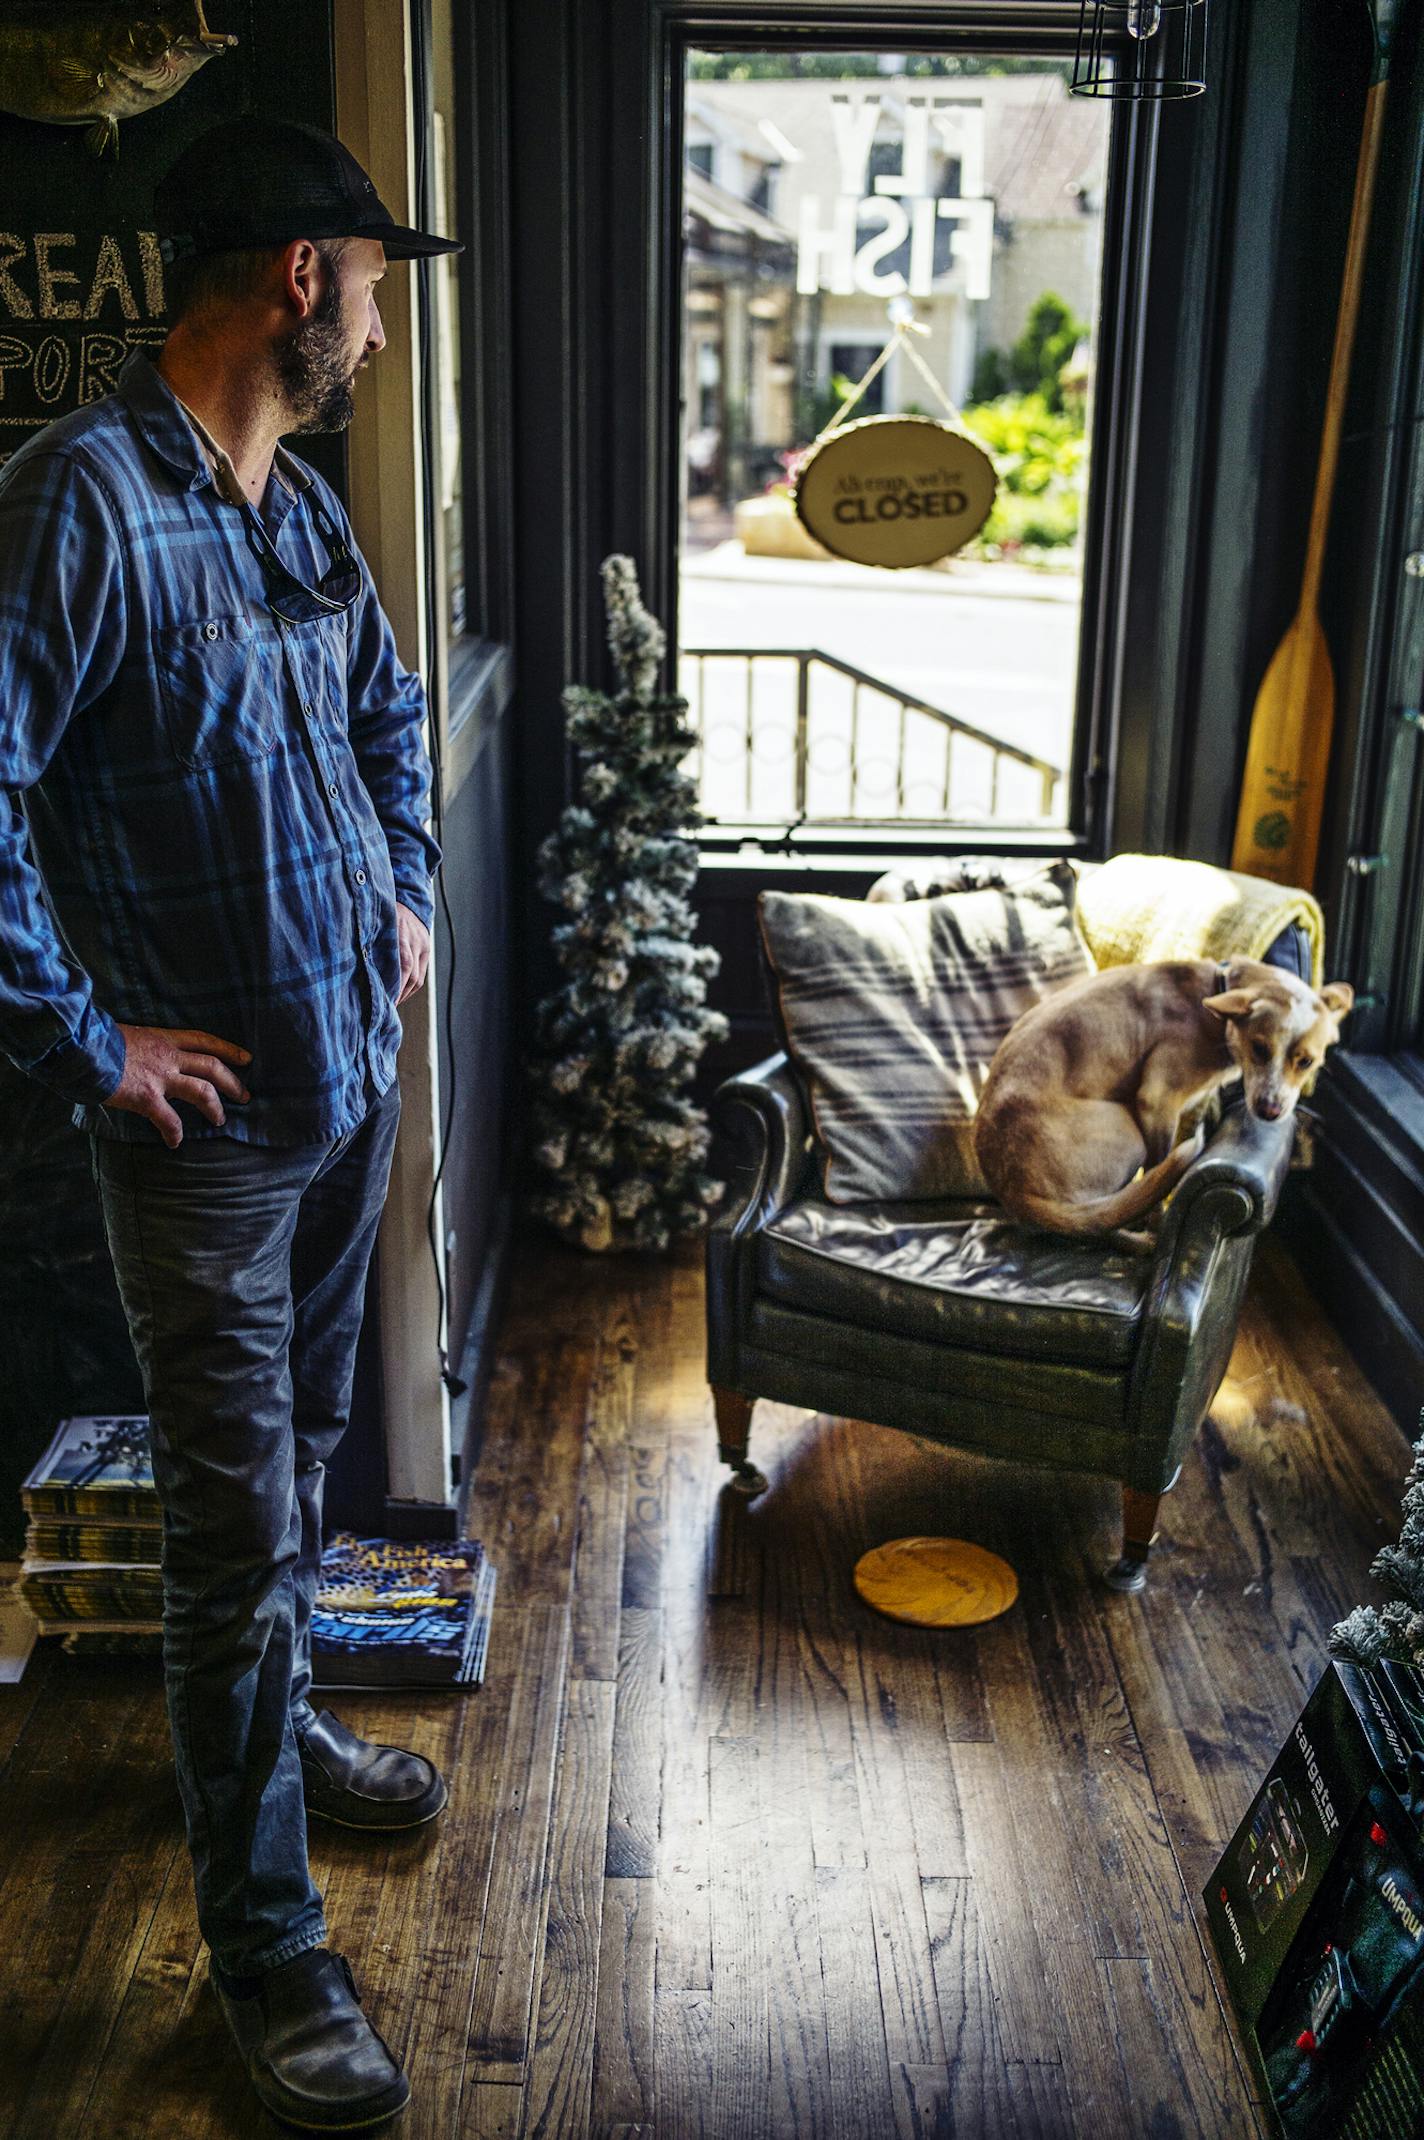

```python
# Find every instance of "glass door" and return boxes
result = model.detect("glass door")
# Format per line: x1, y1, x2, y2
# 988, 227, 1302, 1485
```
676, 51, 1113, 839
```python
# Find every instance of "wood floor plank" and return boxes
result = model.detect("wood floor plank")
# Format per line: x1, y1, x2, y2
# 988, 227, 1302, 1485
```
654, 1987, 715, 2140
465, 1335, 599, 1607
523, 1676, 617, 2139
591, 1877, 656, 2136
757, 1570, 835, 2140
573, 1302, 636, 1683
606, 1605, 662, 1880
465, 1603, 571, 2081
813, 1864, 897, 2140
922, 1875, 1027, 2140
707, 1734, 771, 2140
946, 1740, 1069, 2079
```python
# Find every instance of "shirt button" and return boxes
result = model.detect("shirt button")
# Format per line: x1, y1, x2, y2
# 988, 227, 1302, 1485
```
302, 701, 314, 717
203, 622, 219, 641
328, 781, 339, 797
355, 869, 367, 884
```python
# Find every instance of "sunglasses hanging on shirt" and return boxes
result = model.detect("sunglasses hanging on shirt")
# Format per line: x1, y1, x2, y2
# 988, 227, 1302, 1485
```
179, 396, 362, 625
233, 485, 362, 625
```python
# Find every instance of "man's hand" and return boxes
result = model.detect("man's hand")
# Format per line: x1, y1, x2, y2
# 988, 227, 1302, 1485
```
396, 902, 431, 1006
107, 1025, 252, 1150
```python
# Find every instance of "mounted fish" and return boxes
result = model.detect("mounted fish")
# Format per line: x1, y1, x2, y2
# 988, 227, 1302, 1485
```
0, 2, 236, 157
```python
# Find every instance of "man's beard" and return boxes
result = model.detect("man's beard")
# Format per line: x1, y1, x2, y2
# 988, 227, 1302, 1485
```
276, 271, 359, 434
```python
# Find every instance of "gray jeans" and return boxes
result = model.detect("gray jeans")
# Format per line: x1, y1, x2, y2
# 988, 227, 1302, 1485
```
92, 1078, 401, 1977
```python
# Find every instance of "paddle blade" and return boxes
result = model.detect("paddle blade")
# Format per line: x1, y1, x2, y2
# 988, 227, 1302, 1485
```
1230, 608, 1336, 885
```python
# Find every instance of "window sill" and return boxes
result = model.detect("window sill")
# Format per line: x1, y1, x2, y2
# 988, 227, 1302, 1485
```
695, 823, 1089, 869
442, 638, 515, 806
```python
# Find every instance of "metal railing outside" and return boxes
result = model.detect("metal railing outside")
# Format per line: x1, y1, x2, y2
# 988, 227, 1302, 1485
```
678, 646, 1061, 830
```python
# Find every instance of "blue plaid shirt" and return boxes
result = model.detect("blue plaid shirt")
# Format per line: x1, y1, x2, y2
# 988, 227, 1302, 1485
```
0, 352, 440, 1145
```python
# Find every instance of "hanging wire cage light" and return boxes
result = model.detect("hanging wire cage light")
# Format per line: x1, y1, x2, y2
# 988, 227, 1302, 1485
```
1071, 0, 1208, 99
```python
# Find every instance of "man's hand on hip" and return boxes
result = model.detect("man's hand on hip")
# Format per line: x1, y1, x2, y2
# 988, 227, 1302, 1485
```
107, 1026, 253, 1149
395, 903, 431, 1006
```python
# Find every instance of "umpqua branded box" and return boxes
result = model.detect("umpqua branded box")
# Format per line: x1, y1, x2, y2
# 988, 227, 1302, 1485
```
1205, 1660, 1424, 2138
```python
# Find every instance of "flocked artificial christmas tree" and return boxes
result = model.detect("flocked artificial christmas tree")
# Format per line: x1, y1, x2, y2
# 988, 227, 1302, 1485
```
527, 555, 728, 1254
1332, 1412, 1424, 1669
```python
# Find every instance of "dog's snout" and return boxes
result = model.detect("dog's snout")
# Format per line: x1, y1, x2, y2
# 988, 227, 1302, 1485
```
1255, 1096, 1284, 1121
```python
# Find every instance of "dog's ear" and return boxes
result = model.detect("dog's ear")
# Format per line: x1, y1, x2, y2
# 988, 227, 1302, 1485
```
1320, 981, 1354, 1019
1204, 988, 1256, 1021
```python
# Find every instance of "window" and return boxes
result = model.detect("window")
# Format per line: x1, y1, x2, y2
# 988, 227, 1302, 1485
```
676, 52, 1112, 842
411, 0, 514, 789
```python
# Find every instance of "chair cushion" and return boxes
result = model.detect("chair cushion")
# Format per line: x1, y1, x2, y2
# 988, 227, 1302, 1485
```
757, 860, 1092, 1203
757, 1195, 1150, 1368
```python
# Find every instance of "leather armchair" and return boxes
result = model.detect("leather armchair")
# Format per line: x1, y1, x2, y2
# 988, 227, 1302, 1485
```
705, 1050, 1295, 1589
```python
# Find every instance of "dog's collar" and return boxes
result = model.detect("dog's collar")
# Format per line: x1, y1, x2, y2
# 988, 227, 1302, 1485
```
1206, 960, 1234, 1029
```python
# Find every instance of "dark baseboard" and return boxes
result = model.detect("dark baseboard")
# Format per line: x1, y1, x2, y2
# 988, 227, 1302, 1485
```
453, 1188, 517, 1528
380, 1496, 460, 1540
1275, 1178, 1424, 1442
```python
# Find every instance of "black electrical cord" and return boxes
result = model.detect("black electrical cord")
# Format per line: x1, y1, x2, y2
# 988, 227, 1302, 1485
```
412, 0, 467, 1401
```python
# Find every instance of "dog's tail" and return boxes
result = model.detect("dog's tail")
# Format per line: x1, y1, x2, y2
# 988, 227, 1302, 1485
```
1006, 1135, 1202, 1239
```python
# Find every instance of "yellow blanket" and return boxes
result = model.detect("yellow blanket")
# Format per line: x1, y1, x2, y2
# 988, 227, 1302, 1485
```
1076, 853, 1325, 987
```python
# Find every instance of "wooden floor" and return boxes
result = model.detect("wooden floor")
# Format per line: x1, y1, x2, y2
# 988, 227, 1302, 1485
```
0, 1235, 1412, 2139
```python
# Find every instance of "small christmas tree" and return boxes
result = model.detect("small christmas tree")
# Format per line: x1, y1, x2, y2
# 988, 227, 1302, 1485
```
1331, 1412, 1424, 1668
527, 555, 728, 1254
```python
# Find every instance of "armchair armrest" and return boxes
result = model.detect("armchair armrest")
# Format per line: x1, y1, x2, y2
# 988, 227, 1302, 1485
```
709, 1051, 815, 1239
1127, 1101, 1296, 1493
1152, 1099, 1296, 1267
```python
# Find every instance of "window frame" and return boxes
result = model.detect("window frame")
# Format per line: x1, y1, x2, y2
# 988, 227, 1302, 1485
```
636, 4, 1146, 862
412, 0, 517, 804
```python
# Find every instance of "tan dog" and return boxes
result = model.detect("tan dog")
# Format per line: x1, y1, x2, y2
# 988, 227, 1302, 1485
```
973, 958, 1353, 1239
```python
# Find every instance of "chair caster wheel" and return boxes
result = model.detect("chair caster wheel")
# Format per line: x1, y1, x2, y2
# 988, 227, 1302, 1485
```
1104, 1554, 1149, 1593
725, 1461, 768, 1499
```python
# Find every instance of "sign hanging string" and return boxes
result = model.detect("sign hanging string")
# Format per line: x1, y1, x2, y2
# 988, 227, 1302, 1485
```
816, 317, 981, 444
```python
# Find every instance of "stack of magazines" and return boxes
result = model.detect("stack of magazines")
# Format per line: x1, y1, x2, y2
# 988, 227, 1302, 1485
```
19, 1415, 162, 1642
19, 1418, 496, 1685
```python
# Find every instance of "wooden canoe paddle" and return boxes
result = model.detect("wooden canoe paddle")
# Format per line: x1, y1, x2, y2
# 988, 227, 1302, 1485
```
1230, 0, 1400, 886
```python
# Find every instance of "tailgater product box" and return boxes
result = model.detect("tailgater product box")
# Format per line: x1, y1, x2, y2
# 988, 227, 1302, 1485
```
1205, 1660, 1424, 2138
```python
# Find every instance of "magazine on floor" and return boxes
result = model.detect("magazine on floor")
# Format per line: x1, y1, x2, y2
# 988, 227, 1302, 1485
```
310, 1532, 497, 1689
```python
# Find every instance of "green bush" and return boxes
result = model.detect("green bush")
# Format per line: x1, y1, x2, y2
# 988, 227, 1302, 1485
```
973, 291, 1089, 418
961, 389, 1086, 554
970, 346, 1009, 403
1009, 292, 1086, 410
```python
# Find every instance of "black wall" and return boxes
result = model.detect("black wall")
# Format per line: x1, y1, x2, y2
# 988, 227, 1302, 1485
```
1270, 0, 1424, 1433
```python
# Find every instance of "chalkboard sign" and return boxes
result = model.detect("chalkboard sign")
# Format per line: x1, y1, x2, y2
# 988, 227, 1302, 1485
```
0, 0, 344, 491
0, 226, 170, 459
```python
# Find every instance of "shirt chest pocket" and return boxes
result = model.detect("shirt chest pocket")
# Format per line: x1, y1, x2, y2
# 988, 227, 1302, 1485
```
154, 615, 283, 768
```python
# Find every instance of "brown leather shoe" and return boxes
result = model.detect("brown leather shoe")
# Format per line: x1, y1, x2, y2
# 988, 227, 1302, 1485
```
214, 1946, 409, 2131
299, 1709, 448, 1832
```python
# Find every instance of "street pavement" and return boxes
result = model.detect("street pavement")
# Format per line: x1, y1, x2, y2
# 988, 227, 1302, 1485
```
678, 541, 1082, 827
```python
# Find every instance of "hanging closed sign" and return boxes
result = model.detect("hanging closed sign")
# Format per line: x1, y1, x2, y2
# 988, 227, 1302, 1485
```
793, 414, 997, 570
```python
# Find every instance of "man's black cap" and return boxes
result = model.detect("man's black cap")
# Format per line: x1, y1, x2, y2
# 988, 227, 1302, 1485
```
154, 118, 462, 265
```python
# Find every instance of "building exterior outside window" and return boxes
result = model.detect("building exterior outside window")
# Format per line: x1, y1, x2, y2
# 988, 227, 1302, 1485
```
679, 57, 1110, 838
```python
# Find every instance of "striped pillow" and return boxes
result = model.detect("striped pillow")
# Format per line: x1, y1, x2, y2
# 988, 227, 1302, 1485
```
758, 861, 1092, 1204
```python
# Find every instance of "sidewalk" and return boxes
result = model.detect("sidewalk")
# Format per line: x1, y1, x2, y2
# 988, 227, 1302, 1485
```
681, 537, 1082, 605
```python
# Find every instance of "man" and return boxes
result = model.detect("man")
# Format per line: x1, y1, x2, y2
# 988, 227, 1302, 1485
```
0, 119, 460, 2130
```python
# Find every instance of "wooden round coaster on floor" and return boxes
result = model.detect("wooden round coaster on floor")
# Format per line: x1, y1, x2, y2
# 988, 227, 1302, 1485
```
853, 1537, 1019, 1628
